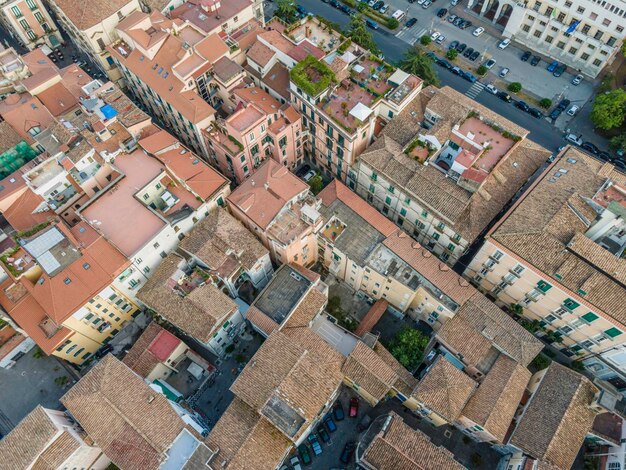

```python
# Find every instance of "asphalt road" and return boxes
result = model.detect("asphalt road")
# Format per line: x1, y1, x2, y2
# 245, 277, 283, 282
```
293, 0, 572, 151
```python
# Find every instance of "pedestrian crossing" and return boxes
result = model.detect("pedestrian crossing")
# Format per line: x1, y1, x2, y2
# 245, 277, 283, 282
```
395, 27, 427, 45
465, 82, 485, 99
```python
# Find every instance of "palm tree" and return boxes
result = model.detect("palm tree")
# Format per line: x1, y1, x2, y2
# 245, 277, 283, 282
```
399, 47, 440, 87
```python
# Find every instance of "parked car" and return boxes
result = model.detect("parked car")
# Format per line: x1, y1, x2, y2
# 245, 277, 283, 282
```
515, 100, 530, 112
290, 456, 303, 470
566, 105, 580, 116
357, 414, 372, 432
572, 74, 584, 85
598, 151, 613, 161
317, 425, 330, 443
469, 50, 480, 61
581, 142, 599, 155
497, 91, 512, 102
422, 0, 432, 7
614, 160, 626, 170
447, 14, 457, 22
497, 38, 511, 49
499, 67, 509, 77
436, 58, 452, 68
380, 3, 389, 13
473, 27, 485, 36
339, 4, 352, 13
308, 434, 323, 455
406, 17, 417, 27
553, 64, 566, 77
367, 0, 377, 6
334, 403, 345, 421
298, 444, 312, 465
556, 98, 571, 111
456, 43, 467, 52
430, 31, 440, 41
425, 51, 437, 60
565, 133, 583, 145
435, 34, 445, 44
329, 0, 340, 7
340, 442, 357, 464
485, 84, 498, 94
372, 0, 384, 10
449, 40, 459, 49
453, 17, 463, 26
547, 60, 559, 72
521, 50, 531, 61
437, 7, 448, 17
366, 19, 379, 29
296, 5, 307, 16
349, 398, 359, 417
484, 58, 496, 69
451, 66, 463, 76
529, 108, 544, 118
530, 55, 541, 66
463, 71, 477, 83
295, 164, 311, 177
461, 20, 472, 29
549, 107, 563, 120
324, 415, 337, 432
463, 47, 474, 57
303, 170, 316, 182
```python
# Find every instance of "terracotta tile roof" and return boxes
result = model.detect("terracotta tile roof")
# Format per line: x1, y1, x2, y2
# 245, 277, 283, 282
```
0, 120, 24, 152
245, 305, 280, 336
491, 147, 626, 325
247, 41, 275, 67
287, 40, 324, 62
361, 412, 466, 470
373, 342, 418, 396
195, 33, 230, 64
55, 0, 138, 30
342, 341, 400, 402
437, 292, 543, 368
262, 62, 290, 100
227, 159, 308, 229
205, 398, 291, 470
122, 321, 182, 378
0, 406, 79, 469
61, 355, 187, 470
355, 299, 388, 337
180, 208, 269, 271
382, 231, 475, 306
35, 82, 79, 117
282, 287, 327, 328
592, 412, 623, 446
0, 95, 54, 144
258, 30, 295, 55
461, 355, 531, 443
230, 329, 344, 440
137, 254, 237, 342
509, 363, 599, 469
2, 188, 53, 231
213, 56, 243, 83
411, 357, 477, 422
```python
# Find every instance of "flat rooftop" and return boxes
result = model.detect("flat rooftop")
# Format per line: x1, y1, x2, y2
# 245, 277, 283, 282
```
253, 265, 312, 324
455, 117, 514, 172
310, 313, 358, 357
261, 394, 305, 438
366, 244, 420, 290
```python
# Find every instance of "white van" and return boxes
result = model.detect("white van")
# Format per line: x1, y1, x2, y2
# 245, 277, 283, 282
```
392, 9, 407, 21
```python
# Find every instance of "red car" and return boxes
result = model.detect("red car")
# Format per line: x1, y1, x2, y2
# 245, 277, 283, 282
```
349, 398, 358, 418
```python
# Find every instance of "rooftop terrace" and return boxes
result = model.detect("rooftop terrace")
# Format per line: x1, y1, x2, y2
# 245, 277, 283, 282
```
290, 55, 336, 98
253, 265, 312, 324
366, 244, 420, 291
320, 79, 376, 133
287, 18, 342, 53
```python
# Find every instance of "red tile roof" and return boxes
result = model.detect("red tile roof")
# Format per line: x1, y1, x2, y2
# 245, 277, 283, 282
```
149, 329, 182, 361
355, 299, 388, 337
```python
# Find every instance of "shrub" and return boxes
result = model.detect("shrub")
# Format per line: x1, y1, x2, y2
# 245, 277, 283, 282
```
446, 49, 458, 61
389, 327, 429, 371
387, 17, 399, 29
539, 98, 552, 108
290, 55, 337, 97
530, 353, 552, 372
508, 82, 522, 93
476, 64, 487, 76
420, 35, 431, 46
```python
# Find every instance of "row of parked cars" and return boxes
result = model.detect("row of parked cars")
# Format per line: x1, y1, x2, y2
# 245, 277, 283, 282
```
285, 399, 359, 469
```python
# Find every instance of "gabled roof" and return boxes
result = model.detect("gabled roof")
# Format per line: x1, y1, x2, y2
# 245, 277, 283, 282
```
54, 0, 138, 30
509, 363, 599, 469
342, 341, 400, 401
60, 355, 187, 470
461, 355, 531, 443
411, 357, 476, 422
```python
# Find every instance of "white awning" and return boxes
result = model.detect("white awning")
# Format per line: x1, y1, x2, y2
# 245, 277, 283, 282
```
349, 102, 374, 121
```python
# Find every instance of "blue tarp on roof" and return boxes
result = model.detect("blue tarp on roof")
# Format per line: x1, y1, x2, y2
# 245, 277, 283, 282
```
100, 104, 118, 120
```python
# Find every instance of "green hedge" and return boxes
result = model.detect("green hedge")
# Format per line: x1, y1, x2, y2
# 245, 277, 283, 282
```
290, 55, 337, 96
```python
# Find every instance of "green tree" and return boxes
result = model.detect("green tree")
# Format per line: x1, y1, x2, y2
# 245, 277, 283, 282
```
446, 49, 458, 61
420, 35, 431, 46
590, 89, 626, 130
399, 47, 439, 87
387, 18, 399, 29
508, 82, 522, 93
510, 303, 524, 316
347, 13, 379, 54
610, 134, 626, 152
276, 0, 297, 23
621, 39, 626, 57
539, 98, 552, 109
308, 174, 324, 194
476, 64, 487, 76
389, 327, 429, 370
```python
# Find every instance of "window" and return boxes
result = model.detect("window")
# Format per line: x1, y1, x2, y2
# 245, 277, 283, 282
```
369, 184, 375, 193
437, 222, 445, 231
143, 193, 149, 200
421, 209, 428, 218
568, 47, 578, 54
607, 36, 618, 46
492, 250, 504, 261
545, 314, 557, 323
64, 277, 72, 285
534, 29, 542, 38
371, 172, 377, 181
66, 345, 77, 354
581, 52, 590, 61
557, 12, 566, 21
582, 312, 598, 323
153, 242, 160, 249
512, 264, 525, 275
570, 318, 584, 329
594, 30, 603, 40
563, 298, 580, 310
576, 6, 585, 12
388, 184, 395, 193
557, 41, 566, 49
11, 6, 22, 17
432, 232, 440, 241
559, 325, 574, 335
400, 208, 407, 217
447, 243, 455, 251
522, 24, 531, 32
97, 38, 106, 51
605, 327, 623, 338
593, 59, 602, 66
581, 24, 591, 34
19, 19, 30, 30
248, 132, 255, 142
537, 280, 552, 293
545, 6, 553, 15
33, 11, 44, 23
385, 196, 392, 205
73, 347, 85, 357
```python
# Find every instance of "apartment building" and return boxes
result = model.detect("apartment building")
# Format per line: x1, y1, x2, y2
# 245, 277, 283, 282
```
169, 0, 265, 36
356, 412, 467, 469
179, 208, 274, 298
61, 355, 212, 469
464, 147, 626, 391
290, 49, 423, 182
317, 179, 477, 323
137, 253, 243, 357
227, 159, 321, 266
204, 86, 304, 182
481, 0, 626, 78
0, 221, 140, 364
0, 405, 109, 469
353, 85, 550, 265
0, 0, 62, 49
48, 0, 141, 81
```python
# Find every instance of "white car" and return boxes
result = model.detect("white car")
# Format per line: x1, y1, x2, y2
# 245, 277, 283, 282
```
368, 0, 377, 6
417, 0, 425, 4
290, 456, 302, 470
567, 105, 580, 116
303, 170, 316, 182
565, 133, 583, 146
499, 67, 509, 77
435, 34, 445, 43
485, 84, 498, 95
379, 4, 389, 13
497, 38, 511, 49
430, 31, 440, 41
422, 0, 432, 7
473, 27, 485, 37
572, 74, 583, 85
484, 58, 496, 69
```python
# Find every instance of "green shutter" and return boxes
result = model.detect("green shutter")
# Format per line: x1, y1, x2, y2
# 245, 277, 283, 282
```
605, 327, 622, 338
400, 208, 407, 217
581, 312, 598, 323
537, 280, 552, 293
563, 298, 580, 310
385, 196, 391, 205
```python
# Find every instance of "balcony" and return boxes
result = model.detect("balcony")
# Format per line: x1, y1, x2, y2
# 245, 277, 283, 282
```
48, 185, 78, 210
